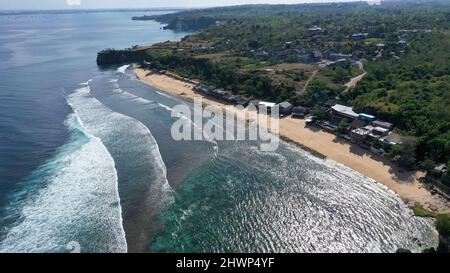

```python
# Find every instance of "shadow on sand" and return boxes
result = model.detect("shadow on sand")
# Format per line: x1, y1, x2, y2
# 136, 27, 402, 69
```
326, 133, 419, 185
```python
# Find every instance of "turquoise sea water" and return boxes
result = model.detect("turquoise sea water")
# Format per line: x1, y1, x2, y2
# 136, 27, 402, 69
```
0, 11, 439, 253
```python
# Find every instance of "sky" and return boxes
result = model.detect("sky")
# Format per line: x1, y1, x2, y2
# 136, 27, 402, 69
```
0, 0, 362, 10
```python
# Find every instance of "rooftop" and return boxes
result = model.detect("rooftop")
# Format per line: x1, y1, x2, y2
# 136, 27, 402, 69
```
352, 127, 371, 136
359, 113, 376, 119
382, 132, 403, 145
372, 126, 389, 134
277, 101, 293, 108
259, 101, 276, 108
308, 26, 322, 31
350, 119, 366, 128
352, 33, 369, 37
332, 104, 359, 119
373, 120, 393, 129
435, 164, 447, 173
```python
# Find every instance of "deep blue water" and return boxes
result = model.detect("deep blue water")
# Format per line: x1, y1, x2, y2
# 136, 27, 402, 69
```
0, 11, 440, 253
0, 11, 190, 252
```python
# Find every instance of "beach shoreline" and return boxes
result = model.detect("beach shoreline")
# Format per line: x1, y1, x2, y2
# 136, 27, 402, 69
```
135, 67, 450, 214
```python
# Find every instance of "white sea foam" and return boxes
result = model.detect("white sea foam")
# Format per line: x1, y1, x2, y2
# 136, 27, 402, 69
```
0, 111, 127, 253
67, 85, 174, 220
80, 79, 92, 86
114, 88, 155, 105
108, 82, 155, 106
117, 64, 130, 74
155, 90, 173, 99
0, 81, 176, 253
218, 141, 439, 253
158, 103, 173, 112
134, 118, 174, 196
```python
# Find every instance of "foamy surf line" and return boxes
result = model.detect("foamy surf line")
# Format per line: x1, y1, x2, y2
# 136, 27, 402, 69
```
0, 109, 127, 253
117, 64, 130, 74
67, 83, 175, 251
80, 79, 93, 86
68, 104, 128, 252
108, 82, 156, 106
97, 78, 172, 193
224, 141, 439, 252
155, 90, 174, 99
67, 85, 173, 195
106, 78, 213, 143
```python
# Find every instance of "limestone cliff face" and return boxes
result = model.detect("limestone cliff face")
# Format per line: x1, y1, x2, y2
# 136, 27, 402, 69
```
96, 49, 147, 65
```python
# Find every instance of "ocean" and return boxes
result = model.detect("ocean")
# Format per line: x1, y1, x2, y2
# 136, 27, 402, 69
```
0, 10, 439, 253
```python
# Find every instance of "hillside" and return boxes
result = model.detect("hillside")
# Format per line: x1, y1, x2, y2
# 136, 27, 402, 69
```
107, 1, 450, 175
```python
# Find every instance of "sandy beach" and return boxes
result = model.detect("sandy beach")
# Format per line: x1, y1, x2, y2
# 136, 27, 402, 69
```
135, 67, 450, 213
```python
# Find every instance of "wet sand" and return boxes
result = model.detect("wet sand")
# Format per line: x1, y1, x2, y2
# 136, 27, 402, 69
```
135, 67, 450, 213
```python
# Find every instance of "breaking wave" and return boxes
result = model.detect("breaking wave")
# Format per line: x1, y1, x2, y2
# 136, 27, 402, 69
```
117, 65, 130, 74
67, 85, 174, 250
0, 112, 127, 253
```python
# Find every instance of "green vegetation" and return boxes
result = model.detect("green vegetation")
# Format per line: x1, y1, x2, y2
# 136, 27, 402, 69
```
411, 204, 437, 218
387, 137, 418, 169
343, 32, 450, 167
312, 106, 328, 121
140, 1, 450, 173
436, 214, 450, 237
411, 204, 450, 241
338, 120, 349, 134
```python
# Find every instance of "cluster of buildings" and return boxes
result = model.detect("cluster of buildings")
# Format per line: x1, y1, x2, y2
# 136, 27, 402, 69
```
319, 51, 353, 67
271, 28, 422, 66
307, 26, 323, 34
193, 83, 399, 156
251, 26, 358, 66
193, 84, 295, 117
194, 82, 400, 152
399, 29, 432, 33
274, 48, 353, 67
193, 84, 249, 106
328, 104, 402, 153
255, 101, 294, 117
291, 102, 402, 154
193, 82, 402, 157
351, 33, 370, 41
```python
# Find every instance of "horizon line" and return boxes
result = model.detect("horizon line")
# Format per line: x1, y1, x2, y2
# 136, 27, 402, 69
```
0, 1, 368, 13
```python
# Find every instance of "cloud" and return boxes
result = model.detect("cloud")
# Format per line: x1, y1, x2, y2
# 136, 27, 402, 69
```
66, 0, 81, 6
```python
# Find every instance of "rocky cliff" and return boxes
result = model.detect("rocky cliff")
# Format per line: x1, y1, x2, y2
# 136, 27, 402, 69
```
96, 48, 148, 66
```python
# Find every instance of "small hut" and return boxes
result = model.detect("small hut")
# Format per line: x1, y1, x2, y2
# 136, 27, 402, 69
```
276, 101, 293, 117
